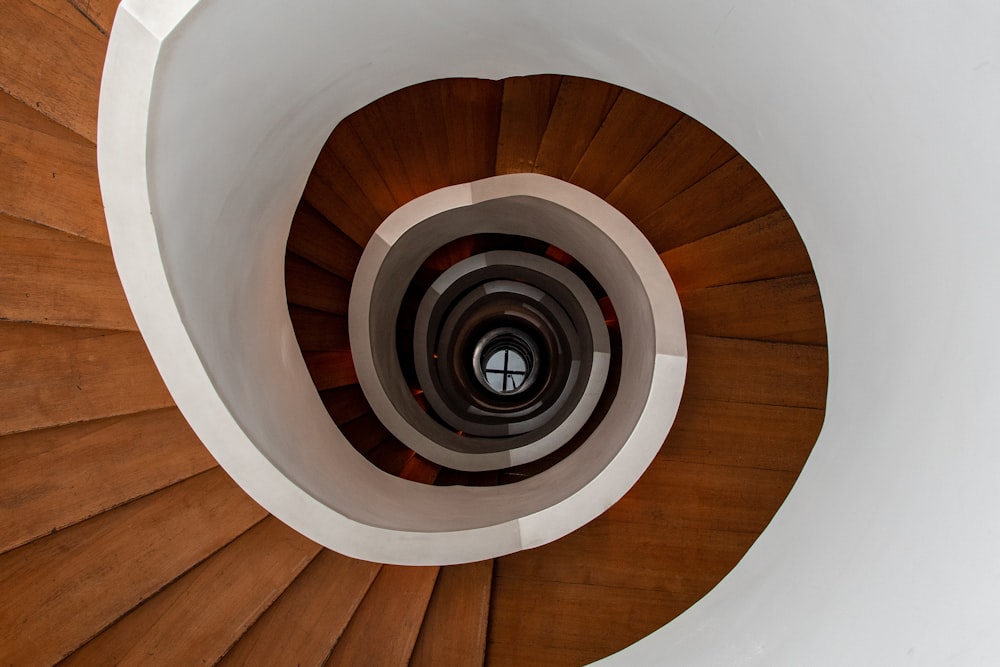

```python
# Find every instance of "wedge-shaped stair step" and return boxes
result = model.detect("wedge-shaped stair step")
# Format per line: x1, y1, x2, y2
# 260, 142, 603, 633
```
219, 550, 380, 666
0, 407, 216, 553
63, 516, 320, 665
325, 565, 439, 667
286, 201, 363, 281
290, 304, 350, 351
304, 149, 383, 248
660, 210, 814, 291
533, 77, 620, 181
340, 412, 391, 455
304, 350, 358, 390
495, 74, 562, 175
322, 384, 372, 425
410, 560, 494, 667
0, 213, 135, 329
285, 253, 352, 315
0, 468, 266, 664
0, 92, 106, 243
0, 323, 173, 436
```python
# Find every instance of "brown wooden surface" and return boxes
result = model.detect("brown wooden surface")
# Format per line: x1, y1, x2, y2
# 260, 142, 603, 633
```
399, 453, 440, 485
534, 78, 620, 181
304, 350, 358, 390
285, 252, 352, 315
63, 517, 319, 666
680, 274, 827, 345
0, 319, 114, 349
290, 304, 351, 351
661, 210, 815, 291
219, 550, 381, 667
325, 565, 439, 667
286, 201, 363, 280
0, 213, 134, 329
569, 88, 682, 198
0, 325, 173, 435
495, 75, 561, 174
684, 334, 828, 409
0, 92, 107, 243
340, 413, 391, 455
638, 155, 783, 252
410, 560, 493, 667
68, 0, 122, 33
0, 407, 216, 553
0, 1, 106, 141
304, 149, 383, 248
0, 468, 266, 664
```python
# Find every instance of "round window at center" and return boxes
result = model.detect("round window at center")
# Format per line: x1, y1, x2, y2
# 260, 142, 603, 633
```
473, 328, 540, 396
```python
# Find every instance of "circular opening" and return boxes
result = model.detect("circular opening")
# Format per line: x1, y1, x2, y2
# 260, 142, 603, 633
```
474, 328, 539, 396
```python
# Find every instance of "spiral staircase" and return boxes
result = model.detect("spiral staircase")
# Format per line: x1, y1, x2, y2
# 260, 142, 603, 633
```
0, 3, 831, 665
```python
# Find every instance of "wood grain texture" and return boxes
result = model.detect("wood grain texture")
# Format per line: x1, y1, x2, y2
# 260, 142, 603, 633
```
495, 75, 561, 175
0, 325, 173, 436
285, 253, 352, 315
0, 214, 133, 329
410, 560, 493, 667
290, 304, 350, 351
661, 209, 814, 291
303, 152, 382, 248
0, 468, 266, 665
607, 114, 736, 222
304, 350, 358, 390
0, 0, 106, 141
0, 93, 107, 243
321, 384, 371, 425
534, 78, 620, 180
325, 565, 439, 667
286, 201, 363, 281
322, 117, 400, 218
68, 0, 122, 33
639, 155, 783, 252
684, 334, 828, 409
0, 319, 114, 349
0, 407, 216, 554
569, 88, 682, 198
218, 550, 381, 667
680, 274, 827, 345
63, 517, 320, 666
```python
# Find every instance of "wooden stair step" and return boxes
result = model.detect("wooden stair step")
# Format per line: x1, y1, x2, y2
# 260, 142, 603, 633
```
325, 565, 439, 667
0, 324, 173, 436
286, 201, 363, 280
0, 468, 266, 664
685, 334, 828, 409
304, 149, 383, 248
0, 213, 134, 329
67, 0, 120, 34
219, 549, 381, 666
534, 77, 621, 180
410, 559, 493, 667
321, 384, 372, 425
323, 116, 400, 219
660, 209, 814, 291
640, 155, 783, 252
0, 91, 107, 243
495, 74, 562, 175
569, 88, 683, 198
399, 453, 440, 484
304, 350, 358, 390
366, 436, 414, 475
62, 516, 320, 665
0, 407, 216, 553
290, 304, 351, 351
607, 114, 737, 222
340, 412, 391, 455
679, 273, 827, 345
285, 252, 352, 315
0, 0, 106, 141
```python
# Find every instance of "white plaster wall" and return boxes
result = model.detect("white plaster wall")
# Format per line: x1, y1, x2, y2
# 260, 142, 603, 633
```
103, 0, 1000, 663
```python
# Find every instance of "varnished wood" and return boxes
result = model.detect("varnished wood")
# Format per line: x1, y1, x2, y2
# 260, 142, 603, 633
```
679, 274, 827, 345
321, 384, 371, 425
534, 78, 620, 180
68, 0, 121, 34
322, 117, 400, 219
0, 468, 266, 664
290, 304, 351, 351
304, 350, 358, 390
0, 324, 173, 436
0, 214, 134, 329
366, 436, 413, 474
325, 565, 439, 667
285, 253, 352, 315
569, 88, 682, 198
219, 550, 381, 667
0, 1, 106, 141
410, 560, 493, 667
607, 114, 736, 222
0, 319, 114, 349
0, 92, 107, 243
495, 75, 561, 175
639, 155, 783, 252
63, 517, 319, 666
0, 407, 216, 553
399, 454, 440, 485
286, 201, 363, 280
661, 209, 814, 291
340, 413, 391, 455
303, 153, 382, 248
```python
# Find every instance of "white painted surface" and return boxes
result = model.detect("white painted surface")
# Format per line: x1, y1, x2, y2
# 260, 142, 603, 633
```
99, 0, 1000, 663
